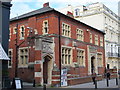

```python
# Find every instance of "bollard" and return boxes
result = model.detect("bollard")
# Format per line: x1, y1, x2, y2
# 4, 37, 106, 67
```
43, 84, 46, 90
33, 79, 35, 87
106, 78, 109, 87
116, 78, 118, 85
95, 80, 97, 89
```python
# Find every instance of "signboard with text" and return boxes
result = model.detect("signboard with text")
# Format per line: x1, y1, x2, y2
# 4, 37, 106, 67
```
61, 69, 67, 86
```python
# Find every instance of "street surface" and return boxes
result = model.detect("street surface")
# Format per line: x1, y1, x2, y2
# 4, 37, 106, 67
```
2, 78, 120, 90
66, 78, 120, 89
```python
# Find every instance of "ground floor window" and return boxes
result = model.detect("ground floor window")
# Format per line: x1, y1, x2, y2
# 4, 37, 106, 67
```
97, 53, 103, 67
77, 49, 85, 66
62, 47, 72, 65
19, 47, 29, 66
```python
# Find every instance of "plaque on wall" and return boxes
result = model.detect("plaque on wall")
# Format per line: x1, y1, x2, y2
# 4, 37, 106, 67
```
89, 46, 97, 53
42, 42, 53, 53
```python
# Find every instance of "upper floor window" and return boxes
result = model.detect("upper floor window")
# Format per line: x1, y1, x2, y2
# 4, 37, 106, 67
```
8, 49, 13, 67
90, 33, 92, 43
97, 53, 103, 67
9, 28, 11, 41
62, 47, 72, 65
20, 26, 25, 39
100, 37, 103, 47
62, 23, 71, 37
13, 27, 17, 34
76, 28, 84, 41
19, 47, 29, 67
77, 49, 85, 66
95, 35, 98, 45
75, 8, 80, 16
42, 20, 49, 34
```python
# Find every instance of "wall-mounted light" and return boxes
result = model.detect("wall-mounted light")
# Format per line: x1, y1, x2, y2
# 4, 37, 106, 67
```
87, 29, 90, 32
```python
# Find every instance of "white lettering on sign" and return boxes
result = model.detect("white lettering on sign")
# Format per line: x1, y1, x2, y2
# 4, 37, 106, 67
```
35, 72, 41, 77
15, 80, 22, 89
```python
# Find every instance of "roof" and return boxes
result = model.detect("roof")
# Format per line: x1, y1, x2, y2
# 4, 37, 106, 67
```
10, 6, 105, 34
0, 43, 10, 60
10, 7, 54, 21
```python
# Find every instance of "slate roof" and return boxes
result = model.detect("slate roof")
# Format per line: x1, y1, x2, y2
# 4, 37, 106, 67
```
0, 43, 10, 60
10, 7, 54, 21
10, 6, 105, 34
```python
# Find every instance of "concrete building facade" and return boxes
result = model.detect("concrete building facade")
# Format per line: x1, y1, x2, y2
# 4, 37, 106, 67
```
9, 3, 105, 86
59, 2, 120, 69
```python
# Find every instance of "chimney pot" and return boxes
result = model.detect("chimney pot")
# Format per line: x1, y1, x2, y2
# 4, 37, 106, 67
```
67, 11, 74, 18
43, 2, 49, 7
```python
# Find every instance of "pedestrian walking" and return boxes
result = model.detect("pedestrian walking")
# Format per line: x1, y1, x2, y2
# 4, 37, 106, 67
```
106, 71, 110, 80
91, 71, 96, 84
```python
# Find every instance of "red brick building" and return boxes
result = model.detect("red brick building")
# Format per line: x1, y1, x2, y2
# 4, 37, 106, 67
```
9, 3, 105, 86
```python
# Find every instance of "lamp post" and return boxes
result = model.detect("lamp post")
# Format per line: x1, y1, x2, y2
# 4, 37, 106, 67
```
12, 24, 36, 89
15, 23, 18, 78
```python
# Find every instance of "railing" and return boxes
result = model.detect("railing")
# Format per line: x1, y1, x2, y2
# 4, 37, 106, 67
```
107, 52, 119, 57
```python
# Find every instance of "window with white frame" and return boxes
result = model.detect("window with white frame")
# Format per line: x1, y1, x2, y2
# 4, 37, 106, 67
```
100, 37, 103, 47
8, 49, 13, 67
9, 28, 11, 41
62, 23, 71, 37
76, 28, 84, 41
77, 49, 85, 66
42, 20, 49, 34
95, 35, 98, 45
20, 26, 25, 39
97, 53, 103, 67
90, 33, 92, 43
62, 47, 72, 65
19, 47, 29, 66
13, 27, 17, 34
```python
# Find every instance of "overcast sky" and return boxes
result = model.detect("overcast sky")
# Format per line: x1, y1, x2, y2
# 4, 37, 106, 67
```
10, 0, 120, 18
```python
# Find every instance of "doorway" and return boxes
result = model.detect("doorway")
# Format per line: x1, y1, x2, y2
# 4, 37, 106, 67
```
43, 55, 52, 84
91, 56, 95, 73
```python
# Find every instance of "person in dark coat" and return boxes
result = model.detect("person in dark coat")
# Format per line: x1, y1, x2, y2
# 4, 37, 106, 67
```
91, 71, 96, 84
106, 71, 110, 80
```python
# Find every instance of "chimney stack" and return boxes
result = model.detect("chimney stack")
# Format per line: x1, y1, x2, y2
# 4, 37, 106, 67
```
43, 2, 49, 7
67, 11, 74, 18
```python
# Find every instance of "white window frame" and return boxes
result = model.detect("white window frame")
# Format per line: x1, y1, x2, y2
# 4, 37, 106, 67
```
20, 25, 25, 40
13, 27, 17, 34
61, 46, 72, 65
42, 20, 49, 35
18, 47, 29, 67
77, 48, 85, 67
97, 52, 103, 67
9, 28, 11, 41
95, 35, 98, 45
76, 28, 84, 41
8, 49, 13, 68
62, 22, 71, 37
100, 37, 103, 47
90, 33, 92, 43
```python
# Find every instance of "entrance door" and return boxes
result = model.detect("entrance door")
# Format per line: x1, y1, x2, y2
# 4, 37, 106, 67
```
91, 56, 95, 73
43, 56, 50, 84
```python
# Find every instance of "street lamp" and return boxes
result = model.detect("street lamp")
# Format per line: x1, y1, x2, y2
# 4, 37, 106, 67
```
12, 25, 36, 89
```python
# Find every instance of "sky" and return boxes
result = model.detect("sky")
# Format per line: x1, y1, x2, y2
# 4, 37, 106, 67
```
10, 0, 120, 19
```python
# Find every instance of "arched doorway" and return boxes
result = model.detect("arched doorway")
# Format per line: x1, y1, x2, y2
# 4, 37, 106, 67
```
43, 55, 52, 84
91, 56, 95, 73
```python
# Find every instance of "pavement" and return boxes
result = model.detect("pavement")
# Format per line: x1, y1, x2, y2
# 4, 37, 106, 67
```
2, 78, 120, 90
66, 78, 120, 89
